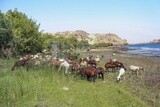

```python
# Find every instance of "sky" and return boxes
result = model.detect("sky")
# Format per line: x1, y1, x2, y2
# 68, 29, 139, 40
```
0, 0, 160, 43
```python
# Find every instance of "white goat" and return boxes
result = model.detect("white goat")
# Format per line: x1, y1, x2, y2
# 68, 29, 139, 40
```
58, 59, 70, 74
95, 55, 100, 63
117, 68, 125, 82
112, 59, 117, 62
129, 65, 144, 75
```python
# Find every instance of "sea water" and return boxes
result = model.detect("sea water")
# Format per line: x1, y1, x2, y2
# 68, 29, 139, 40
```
124, 43, 160, 58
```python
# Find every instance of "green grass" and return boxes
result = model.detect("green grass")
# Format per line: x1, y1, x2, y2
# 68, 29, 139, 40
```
0, 58, 154, 107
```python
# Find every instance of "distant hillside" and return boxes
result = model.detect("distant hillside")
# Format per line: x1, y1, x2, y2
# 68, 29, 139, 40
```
54, 30, 128, 45
149, 39, 160, 43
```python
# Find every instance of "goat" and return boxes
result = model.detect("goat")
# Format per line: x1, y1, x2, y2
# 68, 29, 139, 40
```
117, 67, 126, 82
129, 65, 144, 75
95, 55, 100, 63
58, 58, 70, 74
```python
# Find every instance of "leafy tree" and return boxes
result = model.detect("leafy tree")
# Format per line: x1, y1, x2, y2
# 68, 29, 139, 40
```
5, 9, 43, 54
41, 33, 54, 49
0, 11, 12, 51
78, 40, 89, 49
41, 32, 90, 58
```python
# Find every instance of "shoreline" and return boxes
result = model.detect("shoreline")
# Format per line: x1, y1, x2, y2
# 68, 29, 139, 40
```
83, 47, 160, 71
88, 46, 160, 62
120, 44, 160, 58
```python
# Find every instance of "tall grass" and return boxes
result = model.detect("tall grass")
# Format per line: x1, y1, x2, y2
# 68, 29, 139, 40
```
0, 58, 152, 107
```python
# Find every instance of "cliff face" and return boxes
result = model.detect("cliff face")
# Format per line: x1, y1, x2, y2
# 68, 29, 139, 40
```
54, 30, 128, 45
89, 33, 128, 45
149, 39, 160, 44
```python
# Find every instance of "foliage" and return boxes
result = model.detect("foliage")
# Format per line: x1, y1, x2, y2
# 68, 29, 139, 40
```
1, 9, 90, 56
78, 39, 90, 49
41, 33, 54, 49
5, 9, 43, 54
41, 33, 89, 57
0, 11, 12, 50
92, 42, 113, 48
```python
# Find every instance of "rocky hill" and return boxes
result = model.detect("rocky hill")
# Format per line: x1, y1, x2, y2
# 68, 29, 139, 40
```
149, 39, 160, 43
54, 30, 128, 45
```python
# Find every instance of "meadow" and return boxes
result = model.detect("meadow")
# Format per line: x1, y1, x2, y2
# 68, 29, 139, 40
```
0, 50, 160, 107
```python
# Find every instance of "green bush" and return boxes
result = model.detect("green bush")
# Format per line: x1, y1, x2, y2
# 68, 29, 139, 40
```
92, 42, 113, 48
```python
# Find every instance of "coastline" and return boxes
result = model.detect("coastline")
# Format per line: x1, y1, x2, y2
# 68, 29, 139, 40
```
121, 43, 160, 58
83, 47, 160, 73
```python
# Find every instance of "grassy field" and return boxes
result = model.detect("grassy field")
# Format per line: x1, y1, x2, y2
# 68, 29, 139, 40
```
0, 54, 159, 107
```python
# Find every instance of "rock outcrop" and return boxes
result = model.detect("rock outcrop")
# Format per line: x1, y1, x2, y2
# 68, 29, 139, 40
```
89, 33, 128, 45
54, 30, 128, 45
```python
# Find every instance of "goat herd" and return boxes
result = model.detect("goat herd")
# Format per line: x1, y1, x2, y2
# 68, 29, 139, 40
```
11, 53, 144, 82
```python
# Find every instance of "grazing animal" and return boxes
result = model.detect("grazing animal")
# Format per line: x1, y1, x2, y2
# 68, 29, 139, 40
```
105, 62, 117, 72
109, 59, 121, 67
11, 54, 32, 71
111, 59, 117, 63
117, 67, 126, 82
84, 66, 97, 82
58, 59, 70, 74
79, 57, 88, 67
95, 55, 100, 63
96, 67, 105, 80
50, 58, 61, 68
105, 60, 125, 72
114, 61, 125, 69
88, 59, 97, 67
78, 66, 87, 78
129, 65, 144, 75
69, 61, 80, 75
67, 55, 78, 61
79, 66, 97, 82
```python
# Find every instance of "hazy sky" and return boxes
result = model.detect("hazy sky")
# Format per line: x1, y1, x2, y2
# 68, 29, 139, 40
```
1, 0, 160, 43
